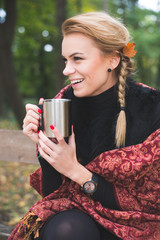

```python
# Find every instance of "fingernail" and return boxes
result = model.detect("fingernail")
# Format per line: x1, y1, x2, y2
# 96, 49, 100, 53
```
40, 98, 44, 101
38, 109, 42, 114
50, 125, 55, 130
38, 130, 40, 133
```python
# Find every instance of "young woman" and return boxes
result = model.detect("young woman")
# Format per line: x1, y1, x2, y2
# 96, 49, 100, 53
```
9, 12, 160, 240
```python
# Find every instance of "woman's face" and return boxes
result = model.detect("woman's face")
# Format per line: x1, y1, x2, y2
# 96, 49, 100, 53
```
62, 33, 117, 97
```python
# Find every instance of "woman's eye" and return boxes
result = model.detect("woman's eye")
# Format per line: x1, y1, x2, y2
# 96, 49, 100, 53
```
73, 57, 82, 61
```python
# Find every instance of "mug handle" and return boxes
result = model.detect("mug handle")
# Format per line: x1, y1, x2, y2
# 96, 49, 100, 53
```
38, 104, 44, 131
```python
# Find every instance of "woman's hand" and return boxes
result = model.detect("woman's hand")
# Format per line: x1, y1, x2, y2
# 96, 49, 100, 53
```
38, 126, 92, 185
23, 98, 44, 144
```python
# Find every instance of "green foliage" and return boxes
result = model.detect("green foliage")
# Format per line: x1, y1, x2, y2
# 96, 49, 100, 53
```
14, 0, 58, 99
107, 1, 160, 87
0, 111, 19, 130
13, 0, 160, 102
124, 7, 160, 87
0, 119, 18, 130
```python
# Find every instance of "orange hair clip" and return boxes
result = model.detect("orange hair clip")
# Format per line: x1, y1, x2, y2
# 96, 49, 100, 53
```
122, 42, 137, 58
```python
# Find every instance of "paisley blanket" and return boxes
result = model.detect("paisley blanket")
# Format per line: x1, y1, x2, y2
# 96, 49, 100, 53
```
8, 127, 160, 240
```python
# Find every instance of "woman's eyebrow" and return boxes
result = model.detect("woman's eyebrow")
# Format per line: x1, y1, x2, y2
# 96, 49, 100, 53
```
69, 52, 83, 57
62, 52, 84, 58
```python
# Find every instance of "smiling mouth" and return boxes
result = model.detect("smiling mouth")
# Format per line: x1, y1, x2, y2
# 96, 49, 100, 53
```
71, 79, 84, 85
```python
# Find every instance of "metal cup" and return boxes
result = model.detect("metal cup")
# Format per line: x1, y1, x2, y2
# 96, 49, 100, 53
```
43, 99, 71, 138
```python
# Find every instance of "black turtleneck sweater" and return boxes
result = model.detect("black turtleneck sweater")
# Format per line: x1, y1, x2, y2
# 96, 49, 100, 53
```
39, 84, 120, 210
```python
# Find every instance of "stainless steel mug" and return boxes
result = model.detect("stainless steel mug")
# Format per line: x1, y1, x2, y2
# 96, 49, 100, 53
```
43, 99, 71, 138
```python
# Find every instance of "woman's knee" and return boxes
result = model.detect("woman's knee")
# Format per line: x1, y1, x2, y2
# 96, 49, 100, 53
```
38, 210, 101, 240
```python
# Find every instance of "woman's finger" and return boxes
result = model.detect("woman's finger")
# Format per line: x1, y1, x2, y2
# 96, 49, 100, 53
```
38, 145, 55, 165
38, 130, 57, 150
23, 114, 39, 127
39, 138, 55, 159
23, 122, 38, 135
39, 98, 44, 105
27, 109, 40, 119
50, 125, 65, 145
26, 103, 41, 114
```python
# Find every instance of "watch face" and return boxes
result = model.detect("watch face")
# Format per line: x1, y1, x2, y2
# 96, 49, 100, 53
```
83, 181, 96, 194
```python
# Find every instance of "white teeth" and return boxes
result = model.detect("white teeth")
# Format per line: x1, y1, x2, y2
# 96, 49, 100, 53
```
71, 79, 84, 84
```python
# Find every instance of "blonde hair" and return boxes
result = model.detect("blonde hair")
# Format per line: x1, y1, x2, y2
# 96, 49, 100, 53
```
62, 12, 134, 148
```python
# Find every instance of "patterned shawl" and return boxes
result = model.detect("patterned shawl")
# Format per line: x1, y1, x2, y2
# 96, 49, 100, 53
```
8, 86, 160, 240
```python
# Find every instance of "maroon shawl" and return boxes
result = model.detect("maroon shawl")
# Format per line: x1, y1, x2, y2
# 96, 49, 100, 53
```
8, 86, 160, 240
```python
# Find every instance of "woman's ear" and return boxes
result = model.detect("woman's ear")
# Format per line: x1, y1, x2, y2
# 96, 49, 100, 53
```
110, 55, 120, 70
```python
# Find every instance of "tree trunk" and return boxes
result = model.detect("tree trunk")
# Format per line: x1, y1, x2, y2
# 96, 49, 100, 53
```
54, 0, 67, 94
0, 0, 25, 128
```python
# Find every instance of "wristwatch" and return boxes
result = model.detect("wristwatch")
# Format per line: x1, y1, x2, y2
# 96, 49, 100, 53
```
81, 173, 99, 194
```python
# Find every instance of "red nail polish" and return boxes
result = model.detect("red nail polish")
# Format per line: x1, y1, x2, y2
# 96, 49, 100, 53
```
38, 109, 42, 114
38, 130, 40, 133
50, 125, 55, 130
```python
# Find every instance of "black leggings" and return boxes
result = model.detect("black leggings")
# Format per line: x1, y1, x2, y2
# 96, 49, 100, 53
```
36, 210, 121, 240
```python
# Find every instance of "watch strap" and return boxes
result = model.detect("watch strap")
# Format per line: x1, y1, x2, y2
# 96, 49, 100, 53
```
91, 173, 99, 185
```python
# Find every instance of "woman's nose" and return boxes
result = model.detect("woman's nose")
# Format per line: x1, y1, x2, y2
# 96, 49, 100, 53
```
63, 62, 75, 76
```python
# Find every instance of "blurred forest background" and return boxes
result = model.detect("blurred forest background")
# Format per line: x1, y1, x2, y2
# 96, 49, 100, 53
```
0, 0, 160, 233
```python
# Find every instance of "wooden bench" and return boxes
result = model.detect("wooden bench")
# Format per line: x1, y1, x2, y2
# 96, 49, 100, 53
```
0, 129, 38, 165
0, 129, 38, 239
